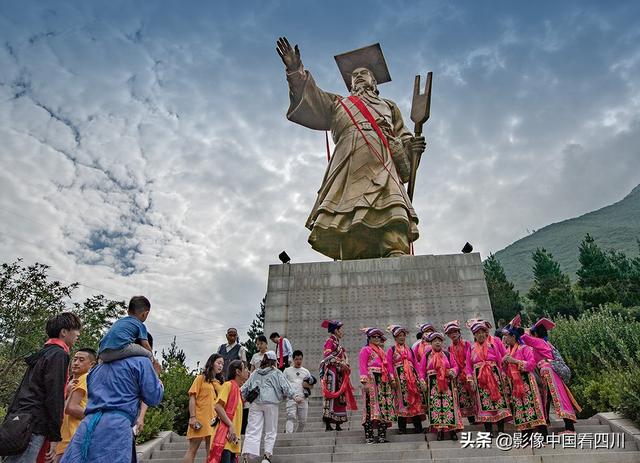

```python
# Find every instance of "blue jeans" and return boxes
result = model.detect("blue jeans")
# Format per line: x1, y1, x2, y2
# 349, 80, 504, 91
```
4, 433, 45, 463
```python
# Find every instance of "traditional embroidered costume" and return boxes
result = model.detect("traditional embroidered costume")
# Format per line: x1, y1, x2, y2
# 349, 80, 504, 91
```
359, 327, 396, 443
413, 322, 435, 415
467, 321, 512, 430
419, 332, 463, 440
522, 318, 581, 432
386, 325, 424, 433
319, 320, 357, 431
501, 325, 547, 432
443, 320, 476, 422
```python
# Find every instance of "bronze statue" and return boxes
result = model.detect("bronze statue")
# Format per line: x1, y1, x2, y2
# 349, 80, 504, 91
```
277, 37, 427, 260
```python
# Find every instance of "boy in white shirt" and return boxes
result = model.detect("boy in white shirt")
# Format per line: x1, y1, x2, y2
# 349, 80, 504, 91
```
283, 350, 314, 433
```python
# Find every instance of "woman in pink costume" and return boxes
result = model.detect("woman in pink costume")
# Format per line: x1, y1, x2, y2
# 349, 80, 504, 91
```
419, 332, 463, 441
468, 320, 512, 437
443, 320, 476, 424
501, 325, 547, 434
386, 325, 424, 434
412, 322, 435, 415
521, 318, 581, 433
359, 327, 396, 444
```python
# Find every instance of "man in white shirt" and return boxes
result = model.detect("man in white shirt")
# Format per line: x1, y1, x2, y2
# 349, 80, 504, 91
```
269, 332, 293, 371
283, 350, 313, 433
249, 335, 268, 372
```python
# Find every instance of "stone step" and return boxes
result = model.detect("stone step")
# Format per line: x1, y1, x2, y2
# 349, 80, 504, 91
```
140, 451, 640, 463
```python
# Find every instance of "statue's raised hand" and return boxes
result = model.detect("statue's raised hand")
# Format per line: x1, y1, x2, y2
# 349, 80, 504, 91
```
276, 37, 302, 72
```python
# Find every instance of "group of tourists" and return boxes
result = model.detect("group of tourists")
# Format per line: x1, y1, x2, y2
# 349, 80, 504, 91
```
1, 293, 581, 463
320, 316, 581, 444
183, 329, 312, 463
1, 296, 310, 463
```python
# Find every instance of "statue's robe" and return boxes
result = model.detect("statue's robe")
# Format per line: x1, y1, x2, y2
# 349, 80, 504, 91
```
286, 70, 419, 260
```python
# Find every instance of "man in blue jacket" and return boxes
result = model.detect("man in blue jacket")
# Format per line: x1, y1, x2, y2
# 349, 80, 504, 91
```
61, 354, 163, 462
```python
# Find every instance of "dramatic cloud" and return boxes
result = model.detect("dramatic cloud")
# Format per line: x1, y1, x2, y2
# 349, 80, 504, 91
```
1, 0, 639, 364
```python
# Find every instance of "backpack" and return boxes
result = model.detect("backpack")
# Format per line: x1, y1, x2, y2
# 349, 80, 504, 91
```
0, 412, 32, 456
549, 344, 571, 384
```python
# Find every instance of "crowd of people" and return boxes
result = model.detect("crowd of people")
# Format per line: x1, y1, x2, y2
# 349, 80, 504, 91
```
319, 316, 581, 445
0, 295, 581, 463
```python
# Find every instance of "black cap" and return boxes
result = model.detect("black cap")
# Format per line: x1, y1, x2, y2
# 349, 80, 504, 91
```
461, 242, 473, 253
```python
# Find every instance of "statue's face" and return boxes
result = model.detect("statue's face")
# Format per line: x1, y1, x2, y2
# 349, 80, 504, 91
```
351, 67, 376, 91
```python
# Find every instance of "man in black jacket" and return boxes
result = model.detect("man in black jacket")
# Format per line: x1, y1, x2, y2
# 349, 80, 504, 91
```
5, 312, 81, 462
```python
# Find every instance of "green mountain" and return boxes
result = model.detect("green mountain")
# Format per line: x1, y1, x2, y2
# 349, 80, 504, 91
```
494, 184, 640, 293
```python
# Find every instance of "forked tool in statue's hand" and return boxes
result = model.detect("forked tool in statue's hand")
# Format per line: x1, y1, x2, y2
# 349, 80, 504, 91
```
408, 71, 432, 202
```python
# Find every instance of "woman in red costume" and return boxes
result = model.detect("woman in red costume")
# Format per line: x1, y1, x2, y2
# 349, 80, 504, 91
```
319, 319, 357, 432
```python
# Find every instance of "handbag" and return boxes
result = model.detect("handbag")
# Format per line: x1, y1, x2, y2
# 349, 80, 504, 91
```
550, 345, 572, 384
245, 385, 260, 403
0, 413, 32, 456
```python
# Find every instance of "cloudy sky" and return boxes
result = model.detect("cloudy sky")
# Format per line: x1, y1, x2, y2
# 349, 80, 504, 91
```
1, 0, 639, 365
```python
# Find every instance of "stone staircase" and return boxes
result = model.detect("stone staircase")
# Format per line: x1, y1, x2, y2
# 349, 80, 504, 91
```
140, 397, 640, 462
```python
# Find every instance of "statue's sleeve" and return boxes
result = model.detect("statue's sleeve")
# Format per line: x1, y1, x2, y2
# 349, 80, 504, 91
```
286, 70, 336, 131
388, 100, 414, 183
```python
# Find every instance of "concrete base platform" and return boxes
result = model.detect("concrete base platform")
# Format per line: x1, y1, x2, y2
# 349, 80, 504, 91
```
264, 253, 494, 387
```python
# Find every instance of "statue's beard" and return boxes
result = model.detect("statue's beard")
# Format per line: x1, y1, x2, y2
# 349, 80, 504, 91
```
351, 81, 378, 97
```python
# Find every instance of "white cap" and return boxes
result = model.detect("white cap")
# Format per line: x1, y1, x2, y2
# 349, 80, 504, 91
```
265, 350, 277, 361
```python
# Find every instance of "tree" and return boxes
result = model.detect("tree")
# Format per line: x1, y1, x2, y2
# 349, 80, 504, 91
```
576, 234, 640, 309
161, 336, 187, 369
0, 259, 125, 406
577, 234, 618, 289
242, 296, 265, 360
483, 254, 521, 322
527, 248, 579, 317
159, 336, 193, 435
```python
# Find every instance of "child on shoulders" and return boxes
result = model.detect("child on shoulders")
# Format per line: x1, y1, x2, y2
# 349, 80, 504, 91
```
99, 296, 153, 362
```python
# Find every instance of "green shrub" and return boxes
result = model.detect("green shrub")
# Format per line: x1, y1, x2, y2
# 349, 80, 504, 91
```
617, 362, 640, 424
158, 360, 194, 436
136, 405, 175, 445
0, 405, 6, 421
549, 306, 640, 424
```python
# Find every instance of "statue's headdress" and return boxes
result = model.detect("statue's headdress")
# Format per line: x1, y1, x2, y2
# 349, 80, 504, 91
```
335, 43, 391, 91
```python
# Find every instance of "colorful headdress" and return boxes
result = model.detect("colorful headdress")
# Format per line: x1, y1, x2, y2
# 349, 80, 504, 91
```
443, 320, 461, 334
531, 318, 555, 332
416, 322, 435, 334
427, 331, 445, 342
387, 325, 408, 337
361, 327, 386, 341
466, 318, 492, 331
501, 325, 524, 343
530, 317, 555, 341
321, 319, 344, 334
469, 320, 489, 334
508, 314, 522, 328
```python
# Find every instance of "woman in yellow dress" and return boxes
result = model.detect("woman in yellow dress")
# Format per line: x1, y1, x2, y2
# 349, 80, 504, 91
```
182, 354, 225, 463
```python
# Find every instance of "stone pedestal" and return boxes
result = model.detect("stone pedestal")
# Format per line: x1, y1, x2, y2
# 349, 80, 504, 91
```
263, 253, 494, 388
